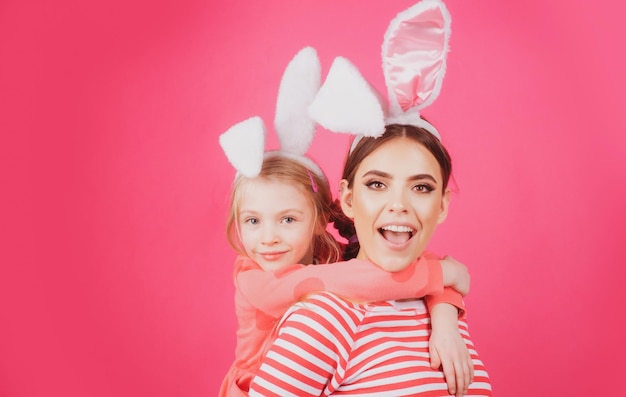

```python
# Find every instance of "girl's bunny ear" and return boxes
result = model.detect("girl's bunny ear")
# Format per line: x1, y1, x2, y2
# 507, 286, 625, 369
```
308, 56, 386, 137
274, 46, 321, 155
382, 0, 451, 117
219, 116, 266, 178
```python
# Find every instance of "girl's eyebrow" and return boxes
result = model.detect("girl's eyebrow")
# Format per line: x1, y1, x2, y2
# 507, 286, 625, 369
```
362, 170, 438, 183
277, 208, 305, 215
239, 208, 306, 215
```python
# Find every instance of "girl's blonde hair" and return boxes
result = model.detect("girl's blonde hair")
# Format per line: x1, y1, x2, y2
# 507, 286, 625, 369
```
226, 155, 343, 264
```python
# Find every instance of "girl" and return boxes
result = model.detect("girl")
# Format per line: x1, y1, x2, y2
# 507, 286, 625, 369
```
219, 151, 472, 397
248, 125, 492, 397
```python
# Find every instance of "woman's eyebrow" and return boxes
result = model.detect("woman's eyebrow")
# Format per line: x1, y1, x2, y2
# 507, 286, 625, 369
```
362, 170, 438, 183
361, 170, 391, 179
408, 174, 437, 183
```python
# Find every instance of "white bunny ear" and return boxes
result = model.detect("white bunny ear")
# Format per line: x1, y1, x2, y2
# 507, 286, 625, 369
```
382, 0, 451, 117
308, 56, 386, 137
274, 46, 321, 155
219, 116, 266, 178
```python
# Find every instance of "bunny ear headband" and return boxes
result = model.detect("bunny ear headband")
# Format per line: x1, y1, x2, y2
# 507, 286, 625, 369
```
308, 0, 451, 145
219, 46, 324, 179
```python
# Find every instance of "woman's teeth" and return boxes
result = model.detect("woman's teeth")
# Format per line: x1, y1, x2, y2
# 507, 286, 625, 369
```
379, 225, 415, 242
381, 225, 414, 233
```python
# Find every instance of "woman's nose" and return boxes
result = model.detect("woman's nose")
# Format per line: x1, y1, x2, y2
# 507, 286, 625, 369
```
389, 190, 409, 213
390, 202, 406, 212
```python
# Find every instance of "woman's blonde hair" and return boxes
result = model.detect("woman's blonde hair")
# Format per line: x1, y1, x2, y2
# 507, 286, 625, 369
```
226, 155, 343, 264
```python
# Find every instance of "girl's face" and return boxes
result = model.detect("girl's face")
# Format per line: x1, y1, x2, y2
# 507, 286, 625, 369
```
238, 177, 316, 272
340, 137, 450, 272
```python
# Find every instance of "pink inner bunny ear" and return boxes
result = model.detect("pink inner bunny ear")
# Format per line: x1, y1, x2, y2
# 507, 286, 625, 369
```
382, 0, 451, 116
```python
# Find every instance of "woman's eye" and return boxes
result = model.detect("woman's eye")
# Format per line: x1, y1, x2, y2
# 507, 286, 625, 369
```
414, 183, 435, 193
244, 217, 259, 225
366, 180, 386, 190
282, 216, 296, 224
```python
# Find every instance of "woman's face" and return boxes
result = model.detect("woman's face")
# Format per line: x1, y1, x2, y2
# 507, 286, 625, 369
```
340, 137, 450, 272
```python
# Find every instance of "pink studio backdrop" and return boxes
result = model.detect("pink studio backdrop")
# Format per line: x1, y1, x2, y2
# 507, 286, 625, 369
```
2, 0, 625, 396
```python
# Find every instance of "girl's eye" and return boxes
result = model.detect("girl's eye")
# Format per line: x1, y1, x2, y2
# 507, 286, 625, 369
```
244, 217, 259, 225
282, 216, 296, 224
365, 180, 386, 190
414, 183, 435, 193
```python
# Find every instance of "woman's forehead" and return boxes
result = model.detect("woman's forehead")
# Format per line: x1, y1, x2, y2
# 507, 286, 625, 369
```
356, 137, 442, 179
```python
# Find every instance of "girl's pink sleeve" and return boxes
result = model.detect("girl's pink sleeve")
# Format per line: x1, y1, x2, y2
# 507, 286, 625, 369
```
425, 287, 466, 318
236, 255, 444, 319
414, 251, 465, 318
420, 250, 466, 317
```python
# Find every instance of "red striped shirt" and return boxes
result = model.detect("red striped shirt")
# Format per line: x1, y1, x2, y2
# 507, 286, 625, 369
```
249, 292, 491, 396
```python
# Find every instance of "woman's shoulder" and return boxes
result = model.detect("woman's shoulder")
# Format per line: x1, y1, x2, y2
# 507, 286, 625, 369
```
285, 291, 366, 327
298, 290, 358, 307
277, 292, 365, 346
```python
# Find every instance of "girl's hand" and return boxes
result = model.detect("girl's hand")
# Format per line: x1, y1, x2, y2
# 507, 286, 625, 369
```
440, 255, 470, 296
429, 303, 474, 397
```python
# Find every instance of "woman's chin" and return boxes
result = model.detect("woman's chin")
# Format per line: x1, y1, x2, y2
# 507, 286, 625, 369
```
363, 236, 424, 272
369, 254, 414, 272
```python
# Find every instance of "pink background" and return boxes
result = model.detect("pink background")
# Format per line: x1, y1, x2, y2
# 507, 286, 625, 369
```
2, 0, 625, 396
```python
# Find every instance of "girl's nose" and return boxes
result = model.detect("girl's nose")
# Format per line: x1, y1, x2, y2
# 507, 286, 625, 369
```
261, 226, 279, 245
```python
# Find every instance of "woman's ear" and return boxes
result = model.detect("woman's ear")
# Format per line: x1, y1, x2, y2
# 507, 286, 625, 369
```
339, 179, 354, 219
437, 188, 451, 224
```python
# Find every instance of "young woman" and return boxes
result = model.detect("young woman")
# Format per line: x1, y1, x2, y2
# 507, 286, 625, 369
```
248, 124, 492, 396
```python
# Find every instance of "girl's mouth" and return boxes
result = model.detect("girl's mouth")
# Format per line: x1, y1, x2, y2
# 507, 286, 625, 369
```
258, 251, 287, 261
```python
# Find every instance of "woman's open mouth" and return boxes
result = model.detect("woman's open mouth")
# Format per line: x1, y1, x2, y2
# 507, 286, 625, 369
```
378, 225, 415, 245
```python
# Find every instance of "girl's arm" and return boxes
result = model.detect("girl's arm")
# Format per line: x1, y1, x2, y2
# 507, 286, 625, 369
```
236, 254, 444, 319
425, 256, 473, 397
429, 303, 474, 397
426, 288, 466, 315
428, 255, 469, 317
